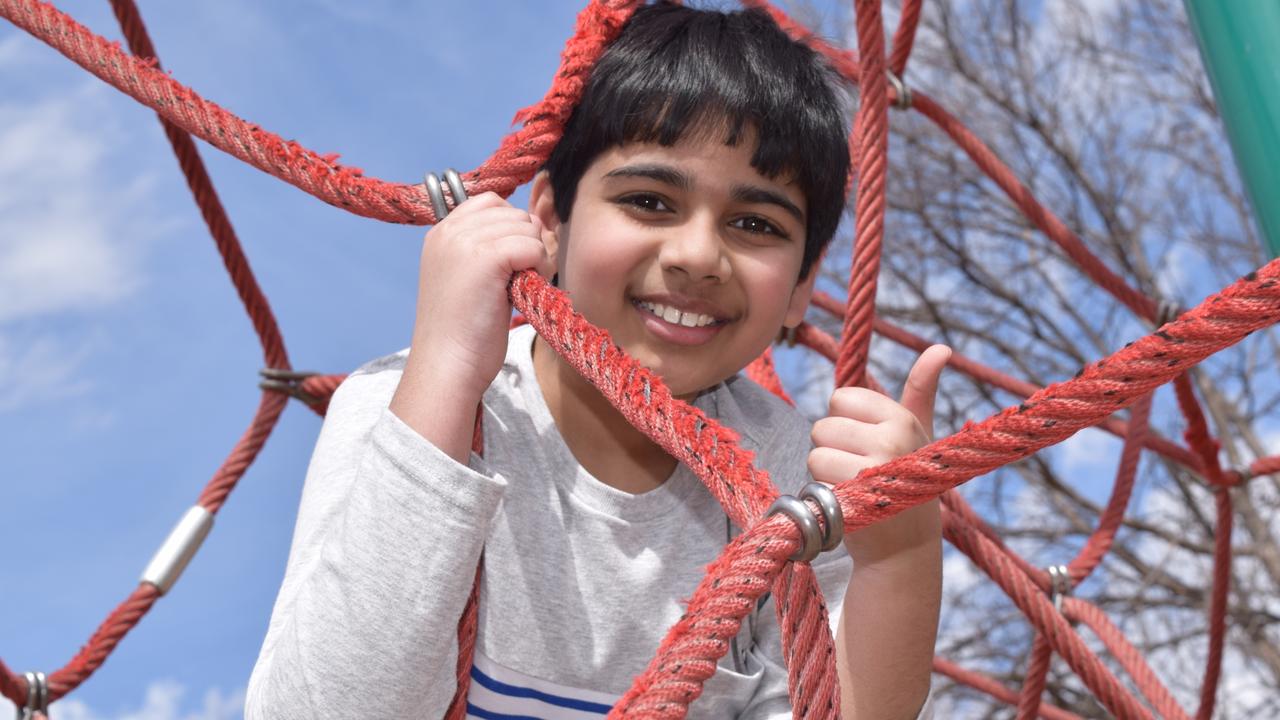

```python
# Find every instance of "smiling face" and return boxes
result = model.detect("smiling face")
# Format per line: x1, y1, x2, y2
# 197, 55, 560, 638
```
530, 133, 817, 398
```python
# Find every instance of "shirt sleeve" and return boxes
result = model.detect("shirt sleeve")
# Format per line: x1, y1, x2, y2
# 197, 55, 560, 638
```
244, 370, 508, 720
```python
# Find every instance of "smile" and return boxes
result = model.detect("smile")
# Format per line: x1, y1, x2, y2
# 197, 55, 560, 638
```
633, 300, 719, 328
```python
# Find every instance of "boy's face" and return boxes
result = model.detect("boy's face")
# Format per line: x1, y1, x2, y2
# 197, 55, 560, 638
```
531, 132, 816, 398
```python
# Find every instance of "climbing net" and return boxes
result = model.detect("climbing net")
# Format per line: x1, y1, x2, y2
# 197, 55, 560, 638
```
2, 0, 1278, 717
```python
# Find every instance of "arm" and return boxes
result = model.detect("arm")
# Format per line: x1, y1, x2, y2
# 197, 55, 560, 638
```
247, 193, 553, 718
809, 346, 951, 720
390, 192, 554, 464
836, 500, 941, 720
244, 374, 508, 718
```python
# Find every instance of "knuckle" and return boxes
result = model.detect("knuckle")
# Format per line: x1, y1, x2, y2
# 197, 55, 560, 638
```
828, 387, 860, 414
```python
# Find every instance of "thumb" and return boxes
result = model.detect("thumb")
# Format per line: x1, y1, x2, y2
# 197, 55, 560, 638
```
900, 344, 952, 440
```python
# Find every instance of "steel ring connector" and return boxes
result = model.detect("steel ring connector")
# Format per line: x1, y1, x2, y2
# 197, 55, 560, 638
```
800, 482, 844, 552
766, 494, 822, 563
424, 171, 449, 221
1155, 298, 1183, 327
21, 671, 48, 719
442, 167, 468, 208
886, 70, 913, 110
1047, 564, 1071, 613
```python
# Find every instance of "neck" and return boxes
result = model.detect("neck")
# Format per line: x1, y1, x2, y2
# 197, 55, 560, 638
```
531, 334, 677, 494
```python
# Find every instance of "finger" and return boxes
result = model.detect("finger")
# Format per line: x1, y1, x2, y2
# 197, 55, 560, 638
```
807, 446, 878, 485
828, 386, 904, 423
461, 219, 541, 242
449, 191, 509, 215
812, 416, 918, 460
811, 416, 878, 454
899, 344, 952, 439
424, 205, 529, 242
448, 208, 537, 234
493, 235, 554, 277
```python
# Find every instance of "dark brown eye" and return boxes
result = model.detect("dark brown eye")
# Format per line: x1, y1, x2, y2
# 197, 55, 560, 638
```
731, 215, 785, 237
619, 194, 671, 213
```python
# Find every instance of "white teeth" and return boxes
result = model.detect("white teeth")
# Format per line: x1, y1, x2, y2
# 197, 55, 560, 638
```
637, 301, 718, 328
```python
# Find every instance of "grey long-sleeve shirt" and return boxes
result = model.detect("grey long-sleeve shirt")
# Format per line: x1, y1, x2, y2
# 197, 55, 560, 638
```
245, 325, 929, 718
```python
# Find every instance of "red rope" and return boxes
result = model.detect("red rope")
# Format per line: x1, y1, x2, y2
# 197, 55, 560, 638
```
1198, 489, 1233, 720
910, 91, 1158, 322
811, 288, 1205, 471
508, 270, 841, 717
886, 0, 922, 77
501, 254, 1280, 716
1015, 634, 1054, 719
932, 657, 1084, 720
0, 0, 1269, 716
106, 0, 289, 372
834, 0, 891, 389
0, 0, 296, 705
1067, 394, 1152, 583
1064, 598, 1189, 720
0, 0, 638, 224
943, 513, 1152, 719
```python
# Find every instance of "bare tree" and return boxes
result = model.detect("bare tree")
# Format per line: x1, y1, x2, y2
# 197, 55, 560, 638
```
792, 0, 1280, 716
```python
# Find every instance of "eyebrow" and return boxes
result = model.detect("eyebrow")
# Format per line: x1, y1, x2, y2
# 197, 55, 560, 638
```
602, 163, 692, 190
731, 184, 805, 224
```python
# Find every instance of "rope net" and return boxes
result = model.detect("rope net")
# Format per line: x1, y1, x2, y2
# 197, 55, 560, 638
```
0, 0, 1275, 717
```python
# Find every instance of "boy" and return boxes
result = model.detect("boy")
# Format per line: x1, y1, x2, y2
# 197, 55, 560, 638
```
246, 3, 944, 718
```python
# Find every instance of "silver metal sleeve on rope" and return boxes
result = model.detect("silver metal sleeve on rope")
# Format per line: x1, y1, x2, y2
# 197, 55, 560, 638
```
141, 505, 214, 595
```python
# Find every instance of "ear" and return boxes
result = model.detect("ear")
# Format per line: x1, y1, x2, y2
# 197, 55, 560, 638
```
528, 171, 562, 260
783, 266, 818, 329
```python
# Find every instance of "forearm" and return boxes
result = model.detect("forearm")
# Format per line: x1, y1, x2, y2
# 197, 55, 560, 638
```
390, 350, 487, 464
836, 499, 941, 720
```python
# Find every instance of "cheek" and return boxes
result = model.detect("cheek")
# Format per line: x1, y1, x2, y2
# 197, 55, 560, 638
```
740, 256, 803, 318
562, 225, 648, 291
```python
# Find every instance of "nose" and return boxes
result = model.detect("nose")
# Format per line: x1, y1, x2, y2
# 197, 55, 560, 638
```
658, 217, 729, 283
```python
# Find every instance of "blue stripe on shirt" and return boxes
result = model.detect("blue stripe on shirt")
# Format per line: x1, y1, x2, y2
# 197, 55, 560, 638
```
469, 665, 613, 715
466, 702, 546, 720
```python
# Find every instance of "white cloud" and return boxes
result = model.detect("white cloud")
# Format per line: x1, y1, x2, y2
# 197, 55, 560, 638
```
0, 52, 176, 414
0, 681, 243, 720
1055, 426, 1120, 476
0, 84, 155, 322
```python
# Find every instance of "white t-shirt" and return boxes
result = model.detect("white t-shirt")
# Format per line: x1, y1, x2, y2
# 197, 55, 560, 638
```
246, 325, 931, 718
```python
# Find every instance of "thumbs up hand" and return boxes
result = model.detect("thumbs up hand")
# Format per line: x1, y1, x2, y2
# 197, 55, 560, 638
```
807, 345, 951, 564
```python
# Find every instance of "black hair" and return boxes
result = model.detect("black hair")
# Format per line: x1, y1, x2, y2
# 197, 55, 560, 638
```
542, 1, 851, 279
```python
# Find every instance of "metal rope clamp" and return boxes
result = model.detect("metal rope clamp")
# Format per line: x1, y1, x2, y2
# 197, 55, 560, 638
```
1154, 298, 1184, 328
424, 168, 468, 220
886, 70, 913, 110
1047, 564, 1072, 613
765, 482, 845, 563
18, 671, 48, 720
259, 368, 321, 406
